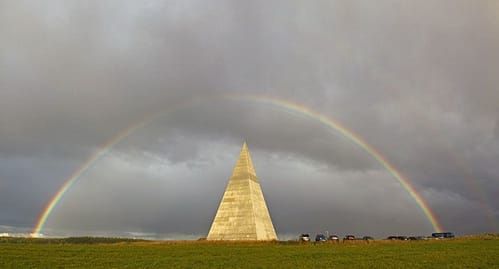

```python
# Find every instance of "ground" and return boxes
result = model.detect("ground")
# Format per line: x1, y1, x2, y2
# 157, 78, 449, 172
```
1, 235, 498, 268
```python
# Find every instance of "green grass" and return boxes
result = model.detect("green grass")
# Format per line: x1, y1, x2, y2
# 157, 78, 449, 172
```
1, 235, 498, 268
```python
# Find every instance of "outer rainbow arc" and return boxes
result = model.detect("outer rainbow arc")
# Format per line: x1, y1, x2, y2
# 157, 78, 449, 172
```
32, 95, 443, 237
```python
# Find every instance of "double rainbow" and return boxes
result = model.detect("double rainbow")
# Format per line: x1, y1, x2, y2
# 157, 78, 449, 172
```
32, 95, 443, 236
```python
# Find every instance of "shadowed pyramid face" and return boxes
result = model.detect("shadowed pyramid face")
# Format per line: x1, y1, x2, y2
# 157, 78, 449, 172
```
207, 142, 277, 241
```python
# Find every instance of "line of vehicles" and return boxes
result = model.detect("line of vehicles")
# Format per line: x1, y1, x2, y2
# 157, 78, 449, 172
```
299, 234, 371, 242
298, 232, 454, 242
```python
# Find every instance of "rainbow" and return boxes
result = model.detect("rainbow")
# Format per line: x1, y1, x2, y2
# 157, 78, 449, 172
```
31, 98, 203, 237
32, 95, 443, 236
229, 95, 443, 232
30, 116, 157, 237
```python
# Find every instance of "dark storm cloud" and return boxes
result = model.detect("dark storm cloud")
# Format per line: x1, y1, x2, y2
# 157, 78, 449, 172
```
0, 0, 498, 237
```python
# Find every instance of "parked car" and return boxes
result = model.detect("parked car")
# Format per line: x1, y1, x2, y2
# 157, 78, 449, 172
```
315, 234, 327, 242
299, 234, 310, 242
387, 236, 408, 240
432, 232, 454, 239
343, 235, 356, 240
362, 236, 374, 241
328, 235, 340, 242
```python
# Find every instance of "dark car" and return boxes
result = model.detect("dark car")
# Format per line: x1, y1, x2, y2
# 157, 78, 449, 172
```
315, 234, 327, 242
362, 236, 374, 241
299, 234, 311, 242
343, 235, 356, 240
432, 232, 454, 239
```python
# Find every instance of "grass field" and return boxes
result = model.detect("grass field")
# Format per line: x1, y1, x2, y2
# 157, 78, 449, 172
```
1, 235, 498, 268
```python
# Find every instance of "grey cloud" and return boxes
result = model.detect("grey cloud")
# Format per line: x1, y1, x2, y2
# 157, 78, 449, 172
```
0, 0, 498, 237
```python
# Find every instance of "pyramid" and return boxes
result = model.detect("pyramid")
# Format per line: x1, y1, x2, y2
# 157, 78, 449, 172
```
207, 142, 277, 241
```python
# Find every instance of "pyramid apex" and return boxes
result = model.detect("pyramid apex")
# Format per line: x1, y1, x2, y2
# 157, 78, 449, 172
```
236, 141, 256, 177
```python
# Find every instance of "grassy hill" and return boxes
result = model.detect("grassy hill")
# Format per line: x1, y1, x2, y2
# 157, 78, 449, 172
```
1, 235, 498, 268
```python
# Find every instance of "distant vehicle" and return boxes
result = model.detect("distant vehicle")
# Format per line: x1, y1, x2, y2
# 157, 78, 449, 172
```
387, 236, 408, 240
432, 232, 454, 239
343, 235, 356, 240
328, 235, 340, 241
315, 234, 327, 242
362, 236, 374, 241
299, 234, 310, 242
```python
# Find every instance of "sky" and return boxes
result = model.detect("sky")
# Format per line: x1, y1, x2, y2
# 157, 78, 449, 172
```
0, 0, 498, 239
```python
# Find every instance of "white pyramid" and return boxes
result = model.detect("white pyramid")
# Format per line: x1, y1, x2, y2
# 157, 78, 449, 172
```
207, 142, 277, 241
